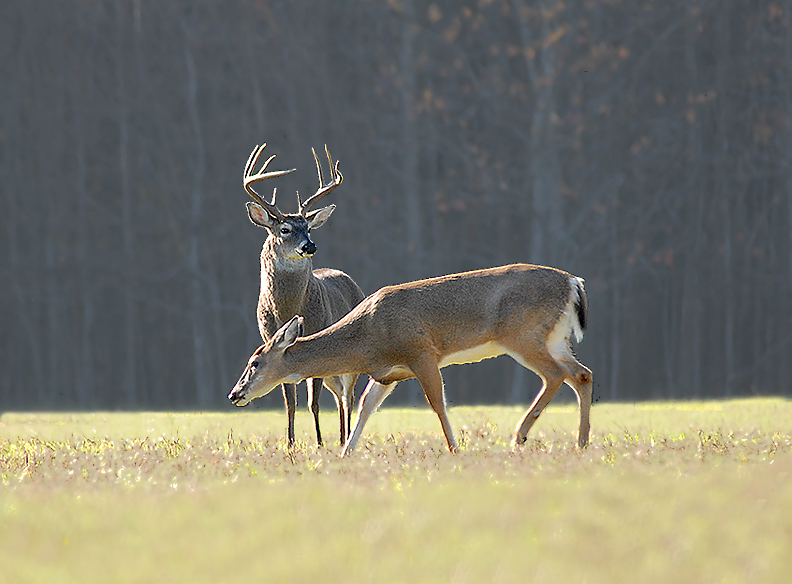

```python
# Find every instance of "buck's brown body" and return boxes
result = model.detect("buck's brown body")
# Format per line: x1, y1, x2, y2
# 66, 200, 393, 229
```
241, 143, 363, 447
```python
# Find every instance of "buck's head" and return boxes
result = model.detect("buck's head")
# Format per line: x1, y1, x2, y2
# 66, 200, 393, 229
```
243, 143, 343, 261
247, 201, 334, 261
228, 316, 304, 406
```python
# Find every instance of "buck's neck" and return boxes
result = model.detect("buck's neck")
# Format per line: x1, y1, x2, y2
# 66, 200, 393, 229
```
258, 238, 315, 324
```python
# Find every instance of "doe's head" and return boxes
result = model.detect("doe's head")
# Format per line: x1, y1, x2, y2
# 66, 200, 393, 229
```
228, 316, 304, 407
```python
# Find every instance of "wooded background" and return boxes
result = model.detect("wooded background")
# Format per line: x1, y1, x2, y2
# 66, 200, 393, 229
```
2, 0, 791, 410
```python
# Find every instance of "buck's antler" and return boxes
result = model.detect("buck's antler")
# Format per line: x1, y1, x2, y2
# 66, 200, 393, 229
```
243, 143, 295, 222
297, 145, 343, 215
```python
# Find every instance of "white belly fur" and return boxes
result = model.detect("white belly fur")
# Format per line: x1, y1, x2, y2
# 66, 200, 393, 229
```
379, 345, 504, 381
438, 341, 507, 368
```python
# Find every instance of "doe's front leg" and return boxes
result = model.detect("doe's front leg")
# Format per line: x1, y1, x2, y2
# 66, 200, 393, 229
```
341, 379, 396, 457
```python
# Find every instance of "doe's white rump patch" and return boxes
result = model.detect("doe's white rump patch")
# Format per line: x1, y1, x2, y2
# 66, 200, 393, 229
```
546, 279, 584, 361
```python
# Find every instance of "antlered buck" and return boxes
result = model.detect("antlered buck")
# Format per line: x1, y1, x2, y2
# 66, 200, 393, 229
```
228, 264, 593, 455
241, 143, 364, 447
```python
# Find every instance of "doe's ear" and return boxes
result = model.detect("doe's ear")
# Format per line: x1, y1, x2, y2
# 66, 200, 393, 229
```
272, 316, 303, 350
247, 202, 278, 229
305, 204, 336, 230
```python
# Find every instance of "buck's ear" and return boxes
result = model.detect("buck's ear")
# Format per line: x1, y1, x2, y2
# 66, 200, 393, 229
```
305, 205, 335, 230
272, 316, 303, 350
247, 202, 278, 229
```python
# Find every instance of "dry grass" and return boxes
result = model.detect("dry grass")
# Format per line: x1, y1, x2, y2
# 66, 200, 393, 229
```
1, 399, 791, 583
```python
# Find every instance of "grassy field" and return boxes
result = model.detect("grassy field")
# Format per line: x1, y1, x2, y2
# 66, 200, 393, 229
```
1, 398, 791, 583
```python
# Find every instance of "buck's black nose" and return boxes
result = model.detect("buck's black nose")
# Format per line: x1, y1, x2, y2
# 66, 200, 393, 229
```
301, 241, 317, 256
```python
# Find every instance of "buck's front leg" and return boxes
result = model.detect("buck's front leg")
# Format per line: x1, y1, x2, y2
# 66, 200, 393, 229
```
341, 379, 396, 457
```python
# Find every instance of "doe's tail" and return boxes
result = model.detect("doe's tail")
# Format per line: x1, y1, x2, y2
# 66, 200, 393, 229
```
571, 276, 587, 343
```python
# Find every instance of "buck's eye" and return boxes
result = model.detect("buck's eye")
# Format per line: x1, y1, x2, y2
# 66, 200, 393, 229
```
279, 226, 291, 235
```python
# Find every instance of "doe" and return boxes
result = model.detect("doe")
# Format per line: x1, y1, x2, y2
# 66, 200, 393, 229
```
229, 264, 593, 455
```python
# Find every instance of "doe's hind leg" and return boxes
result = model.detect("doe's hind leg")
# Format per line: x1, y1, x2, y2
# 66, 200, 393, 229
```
560, 361, 593, 448
511, 362, 565, 450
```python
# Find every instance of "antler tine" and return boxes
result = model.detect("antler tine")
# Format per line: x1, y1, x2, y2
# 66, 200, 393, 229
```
243, 143, 295, 222
243, 144, 264, 182
299, 144, 343, 215
313, 147, 325, 192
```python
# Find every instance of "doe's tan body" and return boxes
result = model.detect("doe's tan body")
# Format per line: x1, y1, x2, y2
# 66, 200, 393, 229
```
229, 264, 593, 455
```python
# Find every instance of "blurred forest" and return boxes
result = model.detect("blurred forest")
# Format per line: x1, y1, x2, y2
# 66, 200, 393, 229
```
2, 0, 791, 411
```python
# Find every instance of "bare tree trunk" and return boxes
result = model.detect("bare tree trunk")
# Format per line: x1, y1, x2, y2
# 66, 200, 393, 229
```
609, 217, 621, 400
509, 361, 526, 404
75, 111, 95, 407
661, 277, 675, 397
716, 1, 734, 396
4, 81, 42, 405
401, 0, 421, 277
399, 0, 423, 405
13, 282, 45, 406
677, 3, 704, 397
183, 29, 213, 407
243, 18, 266, 136
45, 73, 65, 405
208, 266, 230, 396
116, 0, 137, 407
513, 0, 564, 266
45, 194, 62, 405
784, 2, 792, 396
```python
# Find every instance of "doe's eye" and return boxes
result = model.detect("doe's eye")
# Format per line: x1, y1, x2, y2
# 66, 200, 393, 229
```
251, 360, 259, 369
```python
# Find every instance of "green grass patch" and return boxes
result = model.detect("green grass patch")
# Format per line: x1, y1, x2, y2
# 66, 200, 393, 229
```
2, 398, 791, 583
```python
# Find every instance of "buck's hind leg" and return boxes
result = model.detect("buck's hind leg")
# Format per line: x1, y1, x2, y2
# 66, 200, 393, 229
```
282, 383, 298, 448
340, 373, 359, 444
322, 374, 357, 446
308, 378, 324, 447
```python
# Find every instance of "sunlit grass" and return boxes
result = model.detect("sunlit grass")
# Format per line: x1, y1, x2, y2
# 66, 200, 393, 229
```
1, 398, 791, 583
